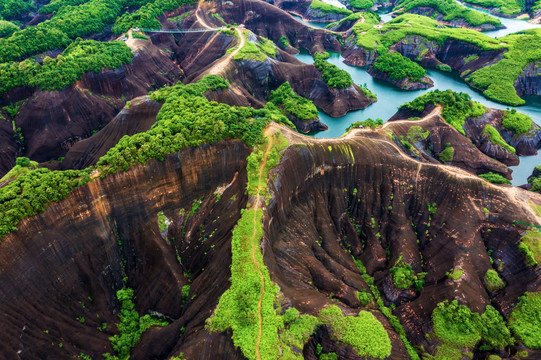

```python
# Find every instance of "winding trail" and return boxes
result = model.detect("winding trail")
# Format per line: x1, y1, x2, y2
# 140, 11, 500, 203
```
251, 128, 275, 360
209, 27, 245, 75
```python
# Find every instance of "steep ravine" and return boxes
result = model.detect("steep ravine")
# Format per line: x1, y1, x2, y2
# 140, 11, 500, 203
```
1, 124, 540, 359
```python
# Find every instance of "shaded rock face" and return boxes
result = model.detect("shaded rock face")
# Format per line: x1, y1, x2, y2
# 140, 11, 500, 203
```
265, 128, 541, 356
175, 26, 372, 122
385, 108, 514, 178
1, 125, 541, 358
0, 141, 250, 360
515, 60, 541, 98
367, 67, 434, 90
62, 96, 163, 170
0, 41, 180, 178
205, 0, 344, 54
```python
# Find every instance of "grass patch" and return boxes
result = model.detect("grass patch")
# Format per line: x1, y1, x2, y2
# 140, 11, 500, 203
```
374, 51, 426, 82
479, 172, 511, 185
400, 89, 487, 135
501, 109, 533, 135
518, 230, 541, 266
319, 306, 391, 359
509, 292, 541, 349
310, 0, 353, 16
439, 142, 454, 163
269, 82, 318, 121
484, 269, 506, 292
483, 124, 516, 154
394, 0, 502, 27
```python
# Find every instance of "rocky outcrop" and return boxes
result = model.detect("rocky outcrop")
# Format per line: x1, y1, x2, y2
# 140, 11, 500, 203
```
0, 119, 18, 177
386, 107, 514, 178
514, 60, 541, 98
1, 123, 541, 359
367, 67, 434, 90
272, 0, 347, 23
61, 96, 163, 170
0, 141, 250, 360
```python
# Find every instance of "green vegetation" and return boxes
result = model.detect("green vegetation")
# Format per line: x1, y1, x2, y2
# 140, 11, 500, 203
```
310, 0, 353, 16
352, 14, 502, 54
157, 211, 168, 232
0, 0, 34, 20
468, 29, 541, 106
389, 255, 426, 291
483, 124, 516, 154
0, 76, 292, 240
313, 52, 353, 89
461, 0, 522, 16
395, 0, 502, 27
484, 269, 505, 292
315, 344, 338, 360
96, 75, 286, 176
518, 231, 541, 266
39, 0, 91, 15
432, 300, 513, 351
464, 54, 479, 64
447, 268, 463, 280
348, 0, 375, 10
0, 157, 38, 183
529, 166, 541, 192
207, 132, 291, 359
401, 89, 487, 135
354, 259, 420, 360
233, 33, 277, 61
269, 82, 318, 120
509, 292, 541, 348
359, 84, 377, 101
113, 0, 197, 33
373, 52, 426, 82
479, 172, 512, 185
356, 290, 374, 306
501, 109, 533, 135
104, 287, 168, 360
0, 20, 18, 38
0, 38, 133, 95
279, 35, 290, 48
345, 118, 383, 131
439, 142, 454, 163
319, 306, 391, 359
0, 167, 91, 238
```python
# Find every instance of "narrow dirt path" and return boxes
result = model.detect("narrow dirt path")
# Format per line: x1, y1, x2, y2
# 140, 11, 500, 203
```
251, 128, 275, 360
196, 0, 214, 30
209, 27, 245, 75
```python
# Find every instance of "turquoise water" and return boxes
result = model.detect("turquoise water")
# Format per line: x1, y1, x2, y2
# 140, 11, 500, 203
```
455, 0, 541, 38
294, 52, 541, 185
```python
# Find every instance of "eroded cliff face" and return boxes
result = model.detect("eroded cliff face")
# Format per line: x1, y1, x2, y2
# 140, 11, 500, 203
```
367, 67, 434, 90
1, 124, 540, 359
265, 126, 541, 358
0, 141, 250, 360
515, 60, 541, 98
0, 40, 181, 177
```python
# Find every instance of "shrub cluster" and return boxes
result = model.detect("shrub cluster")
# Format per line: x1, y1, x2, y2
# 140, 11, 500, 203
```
319, 305, 391, 359
345, 118, 383, 131
501, 109, 533, 135
269, 82, 318, 121
104, 287, 168, 360
313, 52, 353, 89
400, 89, 487, 135
389, 255, 427, 291
0, 39, 133, 95
373, 52, 426, 82
478, 172, 511, 185
395, 0, 502, 26
432, 300, 513, 350
310, 0, 353, 16
483, 124, 516, 154
509, 292, 541, 349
